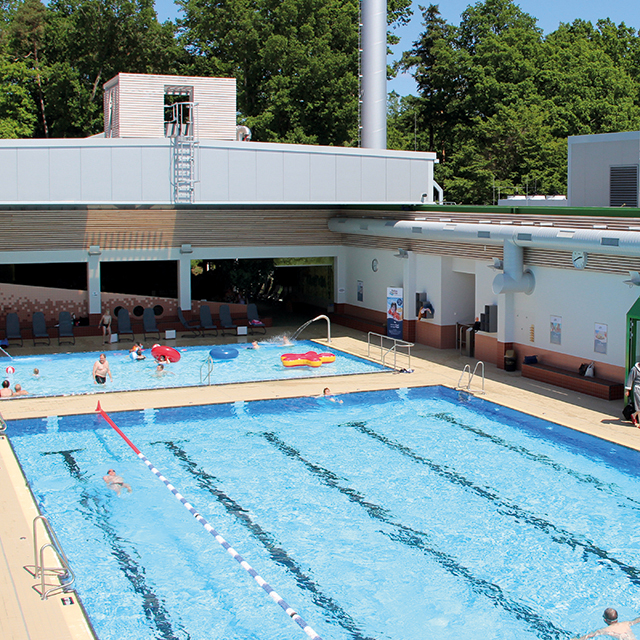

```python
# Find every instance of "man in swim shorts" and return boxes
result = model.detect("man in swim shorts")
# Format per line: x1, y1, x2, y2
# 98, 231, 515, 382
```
103, 469, 132, 495
92, 353, 112, 384
572, 607, 640, 639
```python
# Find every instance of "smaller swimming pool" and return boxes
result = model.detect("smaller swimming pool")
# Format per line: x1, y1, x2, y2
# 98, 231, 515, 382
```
0, 340, 388, 398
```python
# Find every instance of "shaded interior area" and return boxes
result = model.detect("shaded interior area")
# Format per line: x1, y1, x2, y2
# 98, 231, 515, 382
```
0, 263, 86, 290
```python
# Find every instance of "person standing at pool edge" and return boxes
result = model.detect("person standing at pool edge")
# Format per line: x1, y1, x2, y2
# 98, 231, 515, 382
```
572, 608, 640, 639
100, 309, 112, 344
92, 353, 112, 384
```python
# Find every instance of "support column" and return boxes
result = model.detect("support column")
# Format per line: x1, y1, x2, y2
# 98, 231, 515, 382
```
333, 249, 347, 313
87, 252, 102, 318
402, 250, 417, 341
178, 256, 192, 311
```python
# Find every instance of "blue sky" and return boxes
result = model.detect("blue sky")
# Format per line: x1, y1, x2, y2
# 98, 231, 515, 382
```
154, 0, 640, 96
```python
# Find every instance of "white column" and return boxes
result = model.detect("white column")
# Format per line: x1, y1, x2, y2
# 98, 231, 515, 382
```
87, 254, 101, 315
497, 292, 516, 344
403, 250, 417, 319
178, 256, 192, 310
334, 248, 347, 305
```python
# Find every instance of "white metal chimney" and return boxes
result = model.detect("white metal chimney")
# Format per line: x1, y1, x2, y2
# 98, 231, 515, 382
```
361, 0, 387, 149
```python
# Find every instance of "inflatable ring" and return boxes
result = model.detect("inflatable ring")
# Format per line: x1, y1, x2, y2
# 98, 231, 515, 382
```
209, 347, 239, 360
281, 351, 336, 368
151, 345, 181, 363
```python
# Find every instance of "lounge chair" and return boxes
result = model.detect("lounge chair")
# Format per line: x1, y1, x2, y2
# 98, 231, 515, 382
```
219, 304, 237, 336
58, 311, 75, 345
199, 306, 218, 337
143, 308, 160, 340
5, 313, 22, 347
32, 312, 50, 346
178, 308, 201, 338
117, 308, 135, 342
247, 303, 266, 335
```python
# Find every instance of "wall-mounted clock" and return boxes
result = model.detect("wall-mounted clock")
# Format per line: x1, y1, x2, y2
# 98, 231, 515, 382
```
572, 251, 588, 270
371, 259, 379, 272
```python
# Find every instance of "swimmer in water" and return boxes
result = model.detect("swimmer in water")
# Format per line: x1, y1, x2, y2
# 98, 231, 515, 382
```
33, 368, 40, 377
0, 380, 12, 398
103, 469, 132, 495
322, 387, 343, 404
572, 608, 640, 639
14, 383, 28, 396
92, 353, 112, 385
249, 341, 259, 349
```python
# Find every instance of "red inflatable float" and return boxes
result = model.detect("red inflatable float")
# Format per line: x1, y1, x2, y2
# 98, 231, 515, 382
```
280, 351, 336, 368
151, 344, 181, 363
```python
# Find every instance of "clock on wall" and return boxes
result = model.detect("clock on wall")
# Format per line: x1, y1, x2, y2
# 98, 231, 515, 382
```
371, 259, 379, 272
571, 251, 588, 270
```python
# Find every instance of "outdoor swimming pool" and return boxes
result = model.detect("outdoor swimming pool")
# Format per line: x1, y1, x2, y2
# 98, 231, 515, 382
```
0, 340, 387, 397
8, 386, 640, 640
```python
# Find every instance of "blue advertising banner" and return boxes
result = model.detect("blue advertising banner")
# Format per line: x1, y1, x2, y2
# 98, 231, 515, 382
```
387, 287, 403, 339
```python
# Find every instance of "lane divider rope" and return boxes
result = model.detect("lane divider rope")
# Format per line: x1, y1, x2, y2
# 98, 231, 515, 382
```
96, 402, 322, 640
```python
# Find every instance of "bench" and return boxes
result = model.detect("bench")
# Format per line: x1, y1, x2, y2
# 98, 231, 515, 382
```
521, 362, 624, 401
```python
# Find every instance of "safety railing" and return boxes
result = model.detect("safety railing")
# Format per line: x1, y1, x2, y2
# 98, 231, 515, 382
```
457, 361, 485, 394
367, 332, 413, 371
0, 346, 12, 359
27, 515, 75, 600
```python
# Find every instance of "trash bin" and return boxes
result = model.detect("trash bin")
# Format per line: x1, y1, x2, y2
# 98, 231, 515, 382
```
504, 349, 516, 372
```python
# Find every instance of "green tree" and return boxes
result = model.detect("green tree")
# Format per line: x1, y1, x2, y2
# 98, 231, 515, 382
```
178, 0, 411, 145
397, 0, 640, 204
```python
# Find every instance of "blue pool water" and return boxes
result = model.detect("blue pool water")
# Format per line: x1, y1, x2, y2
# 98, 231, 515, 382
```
0, 340, 387, 397
8, 386, 640, 640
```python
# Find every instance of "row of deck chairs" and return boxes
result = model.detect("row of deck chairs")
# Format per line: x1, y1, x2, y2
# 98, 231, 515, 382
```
4, 304, 267, 347
5, 311, 76, 347
179, 303, 266, 338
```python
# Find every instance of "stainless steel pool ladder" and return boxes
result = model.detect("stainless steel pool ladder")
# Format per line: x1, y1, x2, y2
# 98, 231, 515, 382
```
200, 356, 214, 385
458, 361, 485, 394
367, 332, 413, 371
28, 515, 75, 600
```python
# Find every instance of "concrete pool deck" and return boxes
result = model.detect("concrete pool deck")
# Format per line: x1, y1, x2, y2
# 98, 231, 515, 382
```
0, 325, 637, 640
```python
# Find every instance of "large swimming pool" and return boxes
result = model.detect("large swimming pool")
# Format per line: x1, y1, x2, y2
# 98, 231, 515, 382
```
8, 386, 640, 640
0, 340, 387, 397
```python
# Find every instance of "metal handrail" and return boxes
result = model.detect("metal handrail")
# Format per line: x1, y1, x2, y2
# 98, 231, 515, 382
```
291, 315, 331, 343
0, 346, 12, 359
31, 515, 75, 600
457, 361, 485, 394
367, 332, 413, 371
200, 357, 214, 385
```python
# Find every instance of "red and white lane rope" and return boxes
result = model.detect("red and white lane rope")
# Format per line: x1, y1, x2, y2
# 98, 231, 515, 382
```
96, 402, 322, 640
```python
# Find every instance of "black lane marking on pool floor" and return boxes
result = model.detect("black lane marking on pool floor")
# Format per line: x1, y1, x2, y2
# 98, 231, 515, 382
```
259, 432, 569, 640
43, 449, 190, 640
430, 411, 640, 508
153, 440, 375, 640
351, 421, 640, 590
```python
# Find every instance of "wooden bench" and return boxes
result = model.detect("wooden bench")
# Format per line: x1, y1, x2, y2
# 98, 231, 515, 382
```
521, 362, 624, 401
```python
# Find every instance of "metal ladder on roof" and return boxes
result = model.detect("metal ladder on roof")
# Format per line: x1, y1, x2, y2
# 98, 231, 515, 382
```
26, 515, 75, 600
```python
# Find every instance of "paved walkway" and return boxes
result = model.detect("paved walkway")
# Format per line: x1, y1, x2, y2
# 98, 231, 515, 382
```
0, 326, 637, 639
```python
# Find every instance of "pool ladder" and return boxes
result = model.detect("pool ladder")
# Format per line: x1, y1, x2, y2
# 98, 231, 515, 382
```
458, 361, 485, 394
26, 515, 75, 599
200, 356, 214, 385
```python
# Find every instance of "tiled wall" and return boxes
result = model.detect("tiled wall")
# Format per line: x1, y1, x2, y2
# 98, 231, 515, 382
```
0, 283, 248, 325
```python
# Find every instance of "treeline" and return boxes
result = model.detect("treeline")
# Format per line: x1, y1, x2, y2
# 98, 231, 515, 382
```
2, 0, 640, 204
0, 0, 410, 145
393, 0, 640, 203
